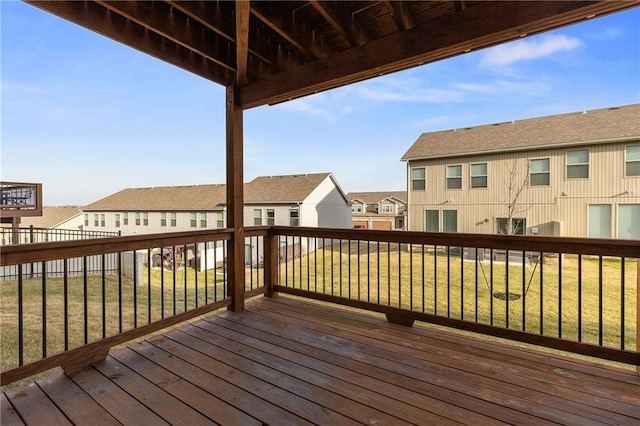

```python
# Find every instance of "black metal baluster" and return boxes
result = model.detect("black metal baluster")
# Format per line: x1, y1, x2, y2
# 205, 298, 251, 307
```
489, 249, 493, 326
620, 257, 625, 350
133, 250, 138, 327
409, 244, 413, 311
506, 249, 510, 328
118, 252, 123, 333
102, 254, 106, 338
63, 259, 69, 351
83, 257, 88, 345
474, 248, 479, 322
578, 255, 582, 342
446, 246, 451, 318
348, 239, 351, 299
460, 246, 464, 320
539, 252, 544, 335
398, 244, 401, 308
422, 244, 425, 313
18, 265, 24, 366
558, 253, 562, 339
41, 262, 47, 358
184, 244, 188, 312
598, 256, 603, 346
522, 251, 525, 331
434, 245, 437, 315
147, 248, 152, 323
172, 246, 177, 316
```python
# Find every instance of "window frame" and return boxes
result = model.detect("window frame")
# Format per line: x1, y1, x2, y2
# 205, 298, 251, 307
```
266, 209, 275, 226
123, 212, 128, 225
160, 212, 167, 227
216, 212, 224, 228
115, 213, 120, 228
142, 212, 149, 226
625, 144, 640, 177
170, 212, 177, 227
381, 203, 394, 214
100, 213, 106, 227
411, 167, 426, 191
446, 164, 463, 190
254, 209, 262, 226
424, 210, 439, 232
566, 148, 589, 179
135, 212, 141, 226
84, 214, 89, 227
200, 212, 207, 228
289, 209, 299, 227
94, 214, 99, 227
470, 162, 487, 189
190, 212, 197, 228
442, 210, 458, 233
529, 157, 550, 186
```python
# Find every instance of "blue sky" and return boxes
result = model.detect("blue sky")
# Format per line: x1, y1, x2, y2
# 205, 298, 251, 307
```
2, 2, 639, 206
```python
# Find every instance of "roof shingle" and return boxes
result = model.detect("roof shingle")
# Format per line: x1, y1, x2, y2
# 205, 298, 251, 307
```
401, 104, 640, 161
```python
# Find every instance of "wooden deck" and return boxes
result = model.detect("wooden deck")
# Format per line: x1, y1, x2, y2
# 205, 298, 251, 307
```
2, 296, 639, 425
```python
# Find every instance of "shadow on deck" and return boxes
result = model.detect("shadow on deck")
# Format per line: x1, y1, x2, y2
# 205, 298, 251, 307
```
2, 296, 639, 425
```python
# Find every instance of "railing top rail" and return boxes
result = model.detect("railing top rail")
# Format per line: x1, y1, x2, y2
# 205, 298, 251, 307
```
272, 226, 640, 258
0, 228, 233, 266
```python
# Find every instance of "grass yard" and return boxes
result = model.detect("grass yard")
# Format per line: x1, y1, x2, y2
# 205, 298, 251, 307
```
0, 265, 243, 371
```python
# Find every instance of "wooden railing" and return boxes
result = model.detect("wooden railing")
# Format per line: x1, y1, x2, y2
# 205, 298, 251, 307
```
1, 226, 638, 385
269, 227, 640, 367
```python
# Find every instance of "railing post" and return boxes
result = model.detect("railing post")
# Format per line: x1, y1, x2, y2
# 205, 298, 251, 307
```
264, 229, 279, 298
637, 258, 639, 375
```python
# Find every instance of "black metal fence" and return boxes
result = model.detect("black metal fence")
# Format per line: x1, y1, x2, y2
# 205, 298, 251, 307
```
0, 226, 119, 245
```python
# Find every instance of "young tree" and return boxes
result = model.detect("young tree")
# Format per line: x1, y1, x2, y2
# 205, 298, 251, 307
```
499, 159, 531, 235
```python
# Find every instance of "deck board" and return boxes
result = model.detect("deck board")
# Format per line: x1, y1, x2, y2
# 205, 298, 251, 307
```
2, 296, 639, 425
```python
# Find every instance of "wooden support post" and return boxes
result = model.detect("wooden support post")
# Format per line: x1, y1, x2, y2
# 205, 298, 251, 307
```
264, 230, 279, 298
226, 84, 245, 312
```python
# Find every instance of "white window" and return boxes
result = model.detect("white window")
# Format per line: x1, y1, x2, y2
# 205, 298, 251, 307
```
443, 210, 457, 232
84, 214, 89, 226
123, 212, 129, 225
289, 209, 299, 227
100, 214, 105, 227
115, 214, 120, 228
497, 217, 526, 235
143, 212, 149, 226
170, 212, 177, 227
446, 165, 462, 189
190, 212, 197, 227
425, 210, 439, 232
254, 209, 262, 226
412, 167, 426, 190
530, 158, 550, 186
588, 204, 611, 238
266, 209, 275, 226
381, 203, 393, 213
352, 204, 363, 213
216, 212, 224, 228
566, 149, 589, 179
160, 212, 167, 227
94, 214, 99, 227
470, 163, 487, 188
625, 145, 640, 177
135, 212, 141, 226
618, 204, 640, 239
200, 212, 207, 227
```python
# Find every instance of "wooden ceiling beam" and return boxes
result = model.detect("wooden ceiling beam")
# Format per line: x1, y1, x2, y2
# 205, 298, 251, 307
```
96, 0, 235, 72
309, 1, 367, 47
250, 2, 330, 62
239, 0, 636, 108
383, 0, 414, 31
235, 1, 250, 86
26, 0, 231, 85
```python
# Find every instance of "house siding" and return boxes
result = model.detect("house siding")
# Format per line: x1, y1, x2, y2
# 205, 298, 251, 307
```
407, 142, 639, 237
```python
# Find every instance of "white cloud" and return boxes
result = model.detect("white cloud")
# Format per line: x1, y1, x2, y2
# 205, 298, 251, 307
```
480, 34, 583, 67
343, 76, 462, 103
454, 79, 551, 97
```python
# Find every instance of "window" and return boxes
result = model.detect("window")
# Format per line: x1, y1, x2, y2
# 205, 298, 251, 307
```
123, 212, 128, 225
470, 163, 487, 188
84, 214, 89, 227
170, 212, 177, 227
254, 209, 262, 226
267, 209, 275, 226
143, 212, 149, 226
530, 158, 550, 186
395, 217, 404, 230
411, 167, 425, 190
352, 204, 363, 213
200, 212, 207, 227
588, 204, 611, 238
443, 210, 457, 232
566, 149, 589, 179
100, 214, 105, 227
381, 203, 393, 213
135, 212, 141, 226
497, 217, 526, 235
425, 210, 439, 232
161, 212, 167, 227
626, 144, 640, 177
115, 214, 120, 228
289, 209, 299, 227
94, 214, 99, 227
446, 165, 462, 189
618, 204, 640, 239
216, 212, 224, 228
190, 212, 197, 227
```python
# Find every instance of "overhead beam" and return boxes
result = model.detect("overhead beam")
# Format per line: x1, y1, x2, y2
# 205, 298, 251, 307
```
96, 0, 235, 72
236, 1, 250, 85
26, 1, 231, 85
250, 2, 330, 62
383, 0, 414, 31
310, 1, 366, 47
239, 0, 637, 108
